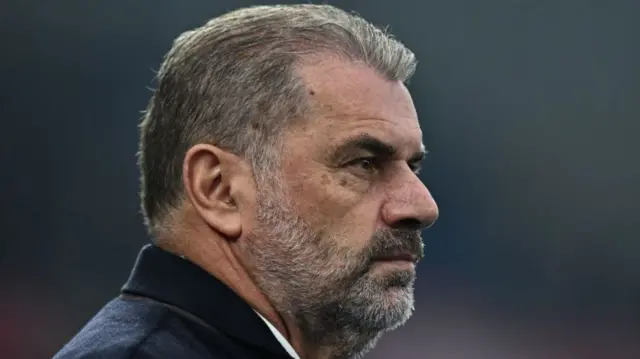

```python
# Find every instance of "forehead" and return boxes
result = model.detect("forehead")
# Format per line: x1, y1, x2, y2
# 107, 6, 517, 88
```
293, 56, 423, 153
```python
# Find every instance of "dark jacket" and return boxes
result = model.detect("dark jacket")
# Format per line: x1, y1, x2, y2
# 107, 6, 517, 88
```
53, 245, 293, 359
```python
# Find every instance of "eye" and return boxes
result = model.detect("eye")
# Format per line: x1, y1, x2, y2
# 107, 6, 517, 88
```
347, 157, 381, 173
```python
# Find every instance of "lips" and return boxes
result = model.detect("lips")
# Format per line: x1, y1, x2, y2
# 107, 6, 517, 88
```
372, 252, 417, 263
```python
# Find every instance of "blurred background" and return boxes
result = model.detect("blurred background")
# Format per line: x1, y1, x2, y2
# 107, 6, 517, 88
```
1, 0, 639, 358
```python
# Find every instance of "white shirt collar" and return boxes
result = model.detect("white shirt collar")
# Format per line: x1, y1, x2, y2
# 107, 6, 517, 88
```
254, 310, 301, 359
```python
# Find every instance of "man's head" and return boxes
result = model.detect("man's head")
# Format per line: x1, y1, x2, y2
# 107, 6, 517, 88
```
138, 4, 438, 358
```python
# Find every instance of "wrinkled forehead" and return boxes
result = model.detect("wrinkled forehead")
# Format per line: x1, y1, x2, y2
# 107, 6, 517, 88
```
294, 57, 423, 154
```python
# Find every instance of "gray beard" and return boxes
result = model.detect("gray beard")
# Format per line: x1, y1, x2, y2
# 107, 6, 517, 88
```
246, 188, 420, 359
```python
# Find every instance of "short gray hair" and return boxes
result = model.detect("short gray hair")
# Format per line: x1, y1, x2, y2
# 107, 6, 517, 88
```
138, 4, 417, 235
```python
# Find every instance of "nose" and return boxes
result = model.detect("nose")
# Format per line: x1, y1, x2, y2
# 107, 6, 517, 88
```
381, 176, 439, 230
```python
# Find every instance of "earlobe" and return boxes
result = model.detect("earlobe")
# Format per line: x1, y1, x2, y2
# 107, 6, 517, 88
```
183, 144, 243, 239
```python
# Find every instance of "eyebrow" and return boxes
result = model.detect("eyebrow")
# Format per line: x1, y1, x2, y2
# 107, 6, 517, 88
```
329, 133, 427, 164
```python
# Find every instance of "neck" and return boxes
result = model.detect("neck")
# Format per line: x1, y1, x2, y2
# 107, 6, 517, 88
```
156, 227, 316, 358
296, 314, 383, 359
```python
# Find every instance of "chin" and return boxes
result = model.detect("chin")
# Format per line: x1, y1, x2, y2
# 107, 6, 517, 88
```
382, 287, 415, 329
353, 284, 415, 332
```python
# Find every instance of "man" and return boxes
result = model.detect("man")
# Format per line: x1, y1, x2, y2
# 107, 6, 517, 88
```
54, 4, 438, 359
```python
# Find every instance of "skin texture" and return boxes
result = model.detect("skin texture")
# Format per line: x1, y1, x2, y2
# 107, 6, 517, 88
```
163, 55, 439, 359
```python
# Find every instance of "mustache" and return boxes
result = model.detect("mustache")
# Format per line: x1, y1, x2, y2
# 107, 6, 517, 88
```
366, 228, 425, 263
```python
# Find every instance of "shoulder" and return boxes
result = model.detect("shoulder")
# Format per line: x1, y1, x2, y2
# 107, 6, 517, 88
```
52, 297, 219, 359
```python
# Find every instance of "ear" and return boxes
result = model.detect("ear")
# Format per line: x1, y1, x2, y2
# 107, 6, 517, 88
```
182, 144, 244, 239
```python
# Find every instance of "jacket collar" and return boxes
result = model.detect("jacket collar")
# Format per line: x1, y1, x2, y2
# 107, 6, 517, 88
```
121, 244, 290, 357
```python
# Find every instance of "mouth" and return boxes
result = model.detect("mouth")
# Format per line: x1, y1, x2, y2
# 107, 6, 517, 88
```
372, 252, 417, 263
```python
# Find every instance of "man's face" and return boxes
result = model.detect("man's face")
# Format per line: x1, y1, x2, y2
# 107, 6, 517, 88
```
245, 58, 438, 345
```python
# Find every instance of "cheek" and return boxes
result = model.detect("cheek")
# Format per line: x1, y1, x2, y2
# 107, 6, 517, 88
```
280, 157, 383, 244
334, 202, 382, 250
288, 171, 361, 222
295, 181, 381, 250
